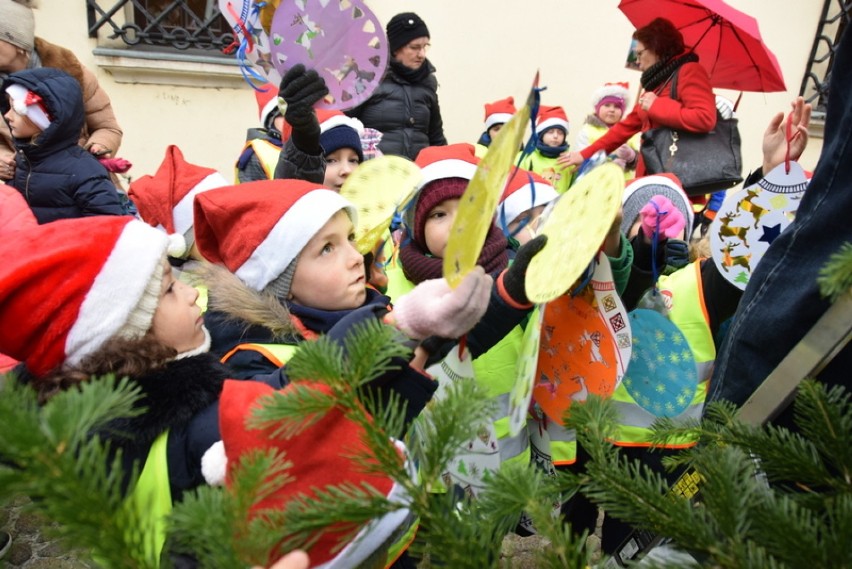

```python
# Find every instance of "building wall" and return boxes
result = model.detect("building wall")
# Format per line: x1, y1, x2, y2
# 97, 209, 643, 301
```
32, 0, 823, 182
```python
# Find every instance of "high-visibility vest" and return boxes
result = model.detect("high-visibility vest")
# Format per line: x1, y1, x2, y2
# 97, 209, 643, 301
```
610, 261, 715, 448
220, 342, 298, 369
125, 431, 172, 567
234, 138, 282, 182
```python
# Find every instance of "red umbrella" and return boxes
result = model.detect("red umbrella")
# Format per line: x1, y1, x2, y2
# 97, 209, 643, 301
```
618, 0, 786, 92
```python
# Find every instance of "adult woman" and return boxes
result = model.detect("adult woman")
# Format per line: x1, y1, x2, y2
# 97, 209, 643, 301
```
345, 12, 447, 160
559, 17, 716, 177
0, 0, 123, 181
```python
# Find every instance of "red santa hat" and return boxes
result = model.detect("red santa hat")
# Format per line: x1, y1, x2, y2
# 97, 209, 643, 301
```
316, 109, 366, 162
483, 96, 516, 131
255, 84, 279, 126
591, 82, 630, 114
5, 83, 52, 130
128, 145, 228, 253
193, 180, 357, 292
212, 380, 414, 567
0, 216, 172, 376
498, 168, 559, 228
535, 105, 569, 136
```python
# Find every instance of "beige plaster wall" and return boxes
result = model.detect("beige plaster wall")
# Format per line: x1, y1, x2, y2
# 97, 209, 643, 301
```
32, 0, 824, 183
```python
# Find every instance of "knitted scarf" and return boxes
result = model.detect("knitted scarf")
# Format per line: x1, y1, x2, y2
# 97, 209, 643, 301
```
640, 52, 699, 93
535, 138, 569, 158
389, 58, 433, 85
398, 223, 508, 284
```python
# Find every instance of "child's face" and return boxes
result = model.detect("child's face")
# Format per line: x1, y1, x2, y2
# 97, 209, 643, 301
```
487, 124, 503, 139
150, 260, 207, 353
507, 205, 546, 245
290, 210, 366, 311
323, 148, 361, 192
4, 97, 41, 140
541, 128, 565, 148
423, 197, 459, 258
597, 102, 624, 126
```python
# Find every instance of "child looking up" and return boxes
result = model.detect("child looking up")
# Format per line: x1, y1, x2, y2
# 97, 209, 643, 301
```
1, 68, 124, 223
518, 105, 574, 194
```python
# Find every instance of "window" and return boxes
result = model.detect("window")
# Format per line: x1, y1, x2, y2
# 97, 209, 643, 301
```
800, 0, 851, 120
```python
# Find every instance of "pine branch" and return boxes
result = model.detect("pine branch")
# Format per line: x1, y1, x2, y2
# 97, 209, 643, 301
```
247, 384, 338, 439
817, 241, 852, 302
339, 318, 412, 387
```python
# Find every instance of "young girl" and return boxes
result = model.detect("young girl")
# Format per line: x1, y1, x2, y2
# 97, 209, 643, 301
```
1, 68, 124, 223
574, 82, 639, 177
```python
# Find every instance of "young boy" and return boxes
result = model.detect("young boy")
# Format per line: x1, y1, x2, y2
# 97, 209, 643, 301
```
574, 82, 639, 176
518, 105, 574, 194
497, 167, 559, 248
474, 96, 516, 157
1, 68, 124, 223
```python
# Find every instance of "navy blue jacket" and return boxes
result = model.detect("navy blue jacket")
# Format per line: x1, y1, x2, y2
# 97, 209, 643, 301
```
0, 68, 123, 224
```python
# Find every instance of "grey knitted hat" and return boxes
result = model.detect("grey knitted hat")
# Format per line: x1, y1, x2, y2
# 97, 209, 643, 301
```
621, 174, 694, 240
0, 0, 35, 52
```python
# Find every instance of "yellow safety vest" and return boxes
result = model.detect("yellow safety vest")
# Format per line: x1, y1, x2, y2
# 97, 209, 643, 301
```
126, 432, 172, 567
610, 261, 715, 448
233, 138, 282, 183
220, 343, 298, 369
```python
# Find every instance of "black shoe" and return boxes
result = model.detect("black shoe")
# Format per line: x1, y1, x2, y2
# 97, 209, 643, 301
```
0, 530, 11, 559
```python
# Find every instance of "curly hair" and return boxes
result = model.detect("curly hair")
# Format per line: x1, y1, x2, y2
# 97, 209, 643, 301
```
31, 333, 176, 404
633, 17, 686, 62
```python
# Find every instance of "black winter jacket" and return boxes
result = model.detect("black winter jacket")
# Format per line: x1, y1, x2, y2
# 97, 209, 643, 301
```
345, 59, 446, 160
0, 68, 123, 224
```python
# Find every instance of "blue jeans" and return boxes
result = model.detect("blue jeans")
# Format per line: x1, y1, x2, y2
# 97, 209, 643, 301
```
708, 26, 852, 412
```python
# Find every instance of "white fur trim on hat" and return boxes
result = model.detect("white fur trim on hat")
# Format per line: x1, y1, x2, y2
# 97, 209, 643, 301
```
419, 158, 478, 189
591, 84, 630, 108
535, 117, 569, 136
235, 190, 358, 291
5, 83, 51, 131
65, 221, 170, 366
168, 172, 229, 237
320, 114, 365, 137
484, 112, 513, 131
499, 180, 559, 226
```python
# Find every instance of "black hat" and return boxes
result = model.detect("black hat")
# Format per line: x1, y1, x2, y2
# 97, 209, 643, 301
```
386, 12, 430, 54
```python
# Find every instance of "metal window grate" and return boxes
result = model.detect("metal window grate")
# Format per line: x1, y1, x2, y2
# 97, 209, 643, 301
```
800, 0, 852, 118
87, 0, 235, 53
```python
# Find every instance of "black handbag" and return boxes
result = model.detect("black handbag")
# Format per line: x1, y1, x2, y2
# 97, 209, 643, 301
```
640, 71, 743, 196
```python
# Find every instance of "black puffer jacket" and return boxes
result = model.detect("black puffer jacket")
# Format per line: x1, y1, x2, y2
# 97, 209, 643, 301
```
0, 68, 123, 224
346, 59, 447, 160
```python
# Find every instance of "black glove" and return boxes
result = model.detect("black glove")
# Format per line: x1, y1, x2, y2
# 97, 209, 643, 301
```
664, 239, 690, 271
278, 64, 328, 154
502, 234, 547, 306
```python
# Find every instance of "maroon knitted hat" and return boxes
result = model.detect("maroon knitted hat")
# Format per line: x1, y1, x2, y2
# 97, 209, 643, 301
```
411, 177, 468, 250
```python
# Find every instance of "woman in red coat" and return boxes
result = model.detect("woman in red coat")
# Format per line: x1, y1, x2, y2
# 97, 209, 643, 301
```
560, 17, 716, 177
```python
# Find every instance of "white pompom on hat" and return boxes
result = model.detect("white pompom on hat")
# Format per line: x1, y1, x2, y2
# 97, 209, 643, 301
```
5, 83, 51, 130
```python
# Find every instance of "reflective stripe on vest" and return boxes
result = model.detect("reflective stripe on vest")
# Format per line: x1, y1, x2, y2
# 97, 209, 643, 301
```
530, 419, 577, 467
220, 343, 298, 369
611, 262, 716, 447
127, 431, 171, 566
234, 138, 282, 182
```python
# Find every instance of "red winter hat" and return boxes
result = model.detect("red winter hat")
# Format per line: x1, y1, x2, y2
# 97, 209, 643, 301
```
217, 380, 413, 567
0, 216, 171, 376
193, 180, 357, 292
128, 145, 227, 244
5, 83, 52, 130
483, 96, 516, 131
498, 168, 559, 228
535, 105, 569, 136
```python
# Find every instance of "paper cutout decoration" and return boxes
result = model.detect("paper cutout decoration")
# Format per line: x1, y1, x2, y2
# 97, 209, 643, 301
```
442, 72, 538, 288
533, 291, 619, 425
508, 305, 545, 437
590, 253, 632, 380
427, 346, 500, 497
525, 162, 624, 303
710, 161, 808, 289
219, 0, 282, 86
258, 0, 281, 34
339, 155, 420, 254
269, 0, 387, 110
622, 309, 699, 417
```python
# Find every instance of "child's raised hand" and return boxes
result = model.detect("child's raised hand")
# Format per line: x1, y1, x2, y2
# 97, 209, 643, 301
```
387, 266, 493, 340
640, 195, 686, 241
501, 234, 547, 306
278, 64, 329, 153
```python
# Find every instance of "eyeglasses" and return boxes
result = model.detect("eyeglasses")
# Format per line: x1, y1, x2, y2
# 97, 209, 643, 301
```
406, 42, 431, 53
636, 48, 647, 57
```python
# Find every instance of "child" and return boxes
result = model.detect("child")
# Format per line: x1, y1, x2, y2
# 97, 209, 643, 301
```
315, 108, 366, 191
0, 215, 420, 567
235, 83, 292, 183
496, 167, 559, 247
192, 179, 492, 424
474, 96, 516, 157
0, 67, 124, 223
574, 82, 639, 176
518, 105, 574, 194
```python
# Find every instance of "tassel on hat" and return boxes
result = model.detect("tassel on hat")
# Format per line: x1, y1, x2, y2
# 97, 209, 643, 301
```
0, 217, 172, 376
216, 379, 414, 567
192, 180, 356, 293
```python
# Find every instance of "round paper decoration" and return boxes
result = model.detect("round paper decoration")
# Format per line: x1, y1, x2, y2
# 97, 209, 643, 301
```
508, 305, 544, 437
219, 0, 282, 85
269, 0, 388, 110
710, 161, 808, 290
533, 292, 619, 425
442, 73, 538, 288
339, 155, 421, 254
525, 162, 624, 303
622, 309, 698, 417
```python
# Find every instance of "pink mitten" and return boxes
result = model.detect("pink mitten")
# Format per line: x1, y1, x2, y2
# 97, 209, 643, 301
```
388, 266, 493, 340
639, 195, 686, 240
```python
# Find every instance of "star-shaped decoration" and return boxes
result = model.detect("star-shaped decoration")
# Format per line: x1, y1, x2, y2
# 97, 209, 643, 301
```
759, 223, 782, 245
